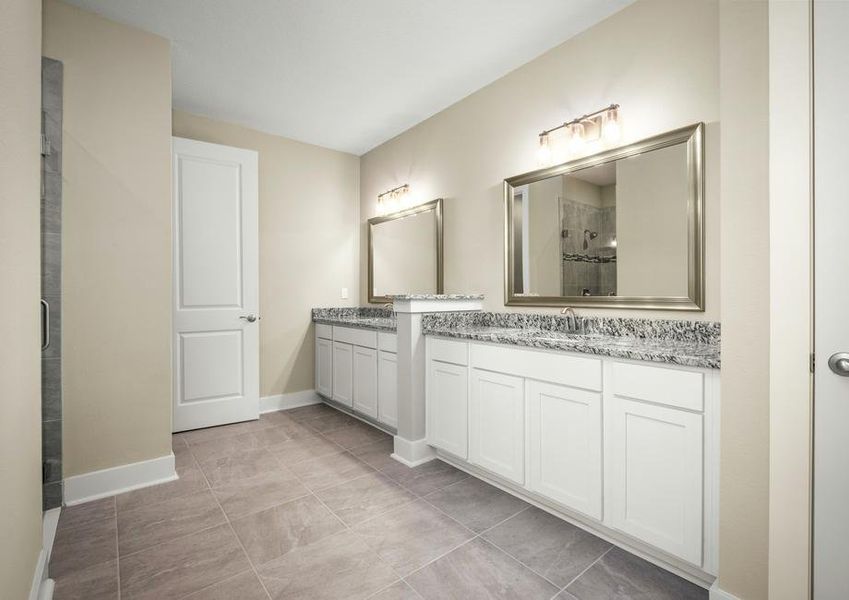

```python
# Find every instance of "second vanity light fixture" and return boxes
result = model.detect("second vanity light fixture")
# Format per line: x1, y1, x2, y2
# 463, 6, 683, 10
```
377, 183, 411, 214
538, 103, 621, 166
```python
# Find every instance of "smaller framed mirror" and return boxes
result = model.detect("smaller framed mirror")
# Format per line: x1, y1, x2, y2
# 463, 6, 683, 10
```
504, 123, 704, 310
368, 199, 444, 303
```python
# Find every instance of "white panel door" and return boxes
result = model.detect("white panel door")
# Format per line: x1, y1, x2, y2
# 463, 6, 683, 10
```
332, 342, 353, 407
378, 350, 398, 428
527, 380, 602, 519
172, 137, 258, 432
814, 3, 849, 597
353, 345, 378, 419
315, 335, 333, 398
427, 360, 468, 458
606, 396, 703, 565
470, 369, 525, 484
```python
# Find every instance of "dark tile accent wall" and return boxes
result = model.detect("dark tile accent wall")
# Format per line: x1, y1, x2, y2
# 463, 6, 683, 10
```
41, 57, 63, 510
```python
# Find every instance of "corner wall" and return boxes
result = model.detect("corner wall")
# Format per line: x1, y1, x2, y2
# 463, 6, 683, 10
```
172, 111, 361, 396
718, 0, 771, 598
43, 0, 173, 476
0, 0, 44, 597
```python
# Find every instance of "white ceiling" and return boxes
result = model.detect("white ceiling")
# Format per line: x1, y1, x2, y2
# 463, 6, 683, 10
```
64, 0, 633, 155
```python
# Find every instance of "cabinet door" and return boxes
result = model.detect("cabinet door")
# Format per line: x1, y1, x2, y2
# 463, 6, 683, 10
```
606, 397, 703, 565
378, 351, 398, 428
315, 335, 333, 398
427, 360, 468, 459
527, 380, 602, 519
352, 345, 378, 419
470, 369, 525, 484
332, 341, 353, 407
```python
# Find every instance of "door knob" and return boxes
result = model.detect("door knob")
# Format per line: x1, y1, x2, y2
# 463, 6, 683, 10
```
239, 314, 259, 323
828, 352, 849, 376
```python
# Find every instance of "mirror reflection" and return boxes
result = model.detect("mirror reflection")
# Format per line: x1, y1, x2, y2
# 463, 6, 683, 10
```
506, 123, 703, 309
368, 199, 443, 302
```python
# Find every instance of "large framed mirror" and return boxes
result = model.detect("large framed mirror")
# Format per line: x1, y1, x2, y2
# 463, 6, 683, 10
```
504, 123, 704, 310
368, 198, 443, 303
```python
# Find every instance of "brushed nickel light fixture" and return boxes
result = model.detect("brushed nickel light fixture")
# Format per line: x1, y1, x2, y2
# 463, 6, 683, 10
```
377, 183, 410, 214
537, 103, 621, 166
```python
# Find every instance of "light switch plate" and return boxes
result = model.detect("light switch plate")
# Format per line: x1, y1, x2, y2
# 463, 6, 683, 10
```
341, 287, 349, 299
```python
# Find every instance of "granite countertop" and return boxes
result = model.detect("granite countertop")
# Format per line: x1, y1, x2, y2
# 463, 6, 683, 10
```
421, 312, 720, 370
312, 307, 397, 332
387, 293, 485, 300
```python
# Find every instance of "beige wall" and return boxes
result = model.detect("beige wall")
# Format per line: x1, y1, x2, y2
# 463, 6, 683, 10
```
172, 111, 360, 396
768, 1, 813, 598
616, 144, 689, 297
359, 0, 720, 320
719, 1, 770, 598
0, 0, 44, 597
43, 0, 173, 476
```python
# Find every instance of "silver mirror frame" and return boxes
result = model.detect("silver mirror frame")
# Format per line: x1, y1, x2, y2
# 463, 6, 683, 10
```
368, 198, 444, 304
504, 122, 705, 311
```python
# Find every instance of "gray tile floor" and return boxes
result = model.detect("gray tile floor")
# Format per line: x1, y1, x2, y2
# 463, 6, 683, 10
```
50, 403, 708, 599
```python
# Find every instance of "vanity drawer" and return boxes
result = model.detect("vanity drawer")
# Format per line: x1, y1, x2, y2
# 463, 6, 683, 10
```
315, 323, 333, 340
429, 337, 469, 366
470, 343, 601, 391
379, 332, 397, 353
333, 326, 377, 348
611, 361, 704, 411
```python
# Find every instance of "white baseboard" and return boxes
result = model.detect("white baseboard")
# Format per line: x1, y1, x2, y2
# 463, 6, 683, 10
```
64, 453, 176, 506
28, 549, 48, 600
392, 436, 436, 467
709, 582, 742, 600
260, 390, 321, 413
43, 508, 60, 567
29, 506, 61, 600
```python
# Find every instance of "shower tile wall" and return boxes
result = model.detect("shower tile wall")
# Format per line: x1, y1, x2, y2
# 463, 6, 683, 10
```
42, 57, 63, 510
560, 199, 616, 297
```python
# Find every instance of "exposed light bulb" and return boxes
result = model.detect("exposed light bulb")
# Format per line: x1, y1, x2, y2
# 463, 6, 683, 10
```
569, 122, 585, 154
610, 235, 618, 248
537, 133, 551, 165
602, 107, 621, 142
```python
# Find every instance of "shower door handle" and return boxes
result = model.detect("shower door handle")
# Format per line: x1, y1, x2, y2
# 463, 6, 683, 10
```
41, 299, 49, 350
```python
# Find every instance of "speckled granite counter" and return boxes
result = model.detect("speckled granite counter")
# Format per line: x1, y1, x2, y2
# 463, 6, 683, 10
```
421, 312, 720, 369
312, 307, 396, 331
387, 294, 485, 301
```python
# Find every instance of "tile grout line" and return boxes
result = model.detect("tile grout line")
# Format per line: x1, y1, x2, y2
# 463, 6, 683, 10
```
263, 437, 406, 594
191, 443, 275, 600
560, 545, 613, 593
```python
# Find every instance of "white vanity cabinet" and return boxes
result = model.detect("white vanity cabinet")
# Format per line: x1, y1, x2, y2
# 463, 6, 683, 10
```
470, 369, 525, 484
426, 338, 469, 459
527, 380, 603, 520
604, 361, 707, 566
425, 335, 719, 577
314, 324, 398, 429
377, 332, 398, 427
315, 325, 333, 398
331, 341, 353, 407
352, 345, 378, 418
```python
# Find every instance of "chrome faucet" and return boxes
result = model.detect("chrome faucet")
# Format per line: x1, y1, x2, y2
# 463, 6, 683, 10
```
561, 306, 579, 333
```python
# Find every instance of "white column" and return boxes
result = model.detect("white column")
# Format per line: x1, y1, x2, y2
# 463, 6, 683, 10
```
390, 296, 482, 466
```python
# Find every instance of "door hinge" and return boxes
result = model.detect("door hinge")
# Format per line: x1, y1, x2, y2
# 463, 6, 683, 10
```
41, 133, 51, 157
810, 353, 816, 373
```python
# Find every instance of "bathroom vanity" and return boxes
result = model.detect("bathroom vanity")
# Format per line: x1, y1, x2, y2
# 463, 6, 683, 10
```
423, 311, 720, 583
312, 308, 399, 430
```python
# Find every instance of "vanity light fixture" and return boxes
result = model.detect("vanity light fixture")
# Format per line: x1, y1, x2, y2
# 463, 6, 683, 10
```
537, 103, 620, 166
377, 183, 410, 214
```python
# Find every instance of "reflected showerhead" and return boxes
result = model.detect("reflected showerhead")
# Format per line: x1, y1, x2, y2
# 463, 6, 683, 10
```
583, 229, 598, 250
